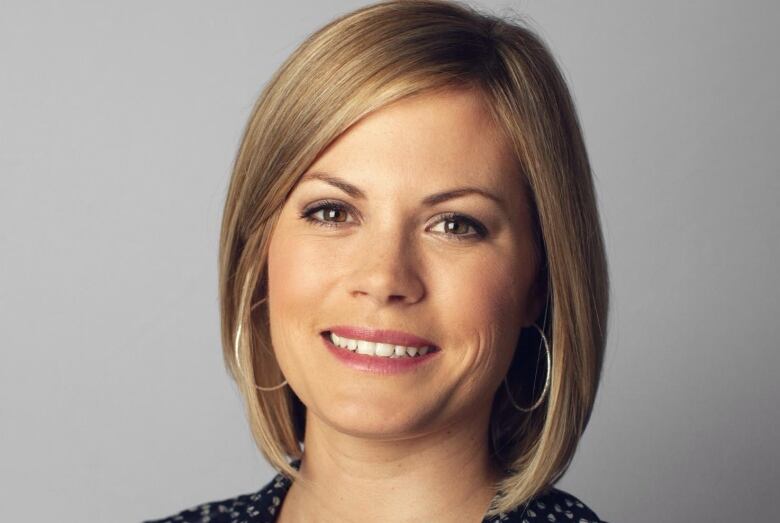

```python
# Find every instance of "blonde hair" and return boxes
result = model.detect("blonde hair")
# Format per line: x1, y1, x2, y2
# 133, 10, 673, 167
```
218, 0, 609, 516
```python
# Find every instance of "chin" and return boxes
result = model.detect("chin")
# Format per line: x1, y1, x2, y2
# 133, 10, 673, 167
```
311, 394, 441, 439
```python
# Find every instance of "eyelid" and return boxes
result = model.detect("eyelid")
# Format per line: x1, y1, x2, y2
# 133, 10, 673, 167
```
299, 199, 488, 240
299, 199, 360, 223
427, 212, 487, 240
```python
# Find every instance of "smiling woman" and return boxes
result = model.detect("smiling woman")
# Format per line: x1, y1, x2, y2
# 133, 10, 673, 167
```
146, 0, 609, 522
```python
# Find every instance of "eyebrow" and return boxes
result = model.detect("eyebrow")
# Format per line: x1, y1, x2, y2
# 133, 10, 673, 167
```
299, 171, 506, 209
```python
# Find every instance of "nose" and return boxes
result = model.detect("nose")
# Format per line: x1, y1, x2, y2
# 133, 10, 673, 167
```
348, 228, 425, 306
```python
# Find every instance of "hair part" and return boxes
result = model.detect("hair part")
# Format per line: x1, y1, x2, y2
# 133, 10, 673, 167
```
218, 0, 609, 516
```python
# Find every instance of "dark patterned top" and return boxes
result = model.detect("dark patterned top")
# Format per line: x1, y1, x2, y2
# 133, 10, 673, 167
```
145, 461, 608, 523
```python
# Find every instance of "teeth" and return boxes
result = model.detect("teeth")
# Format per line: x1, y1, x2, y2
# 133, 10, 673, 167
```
356, 339, 374, 355
375, 343, 395, 357
329, 332, 432, 358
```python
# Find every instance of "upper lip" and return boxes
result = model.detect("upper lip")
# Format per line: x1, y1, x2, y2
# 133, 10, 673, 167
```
325, 325, 437, 349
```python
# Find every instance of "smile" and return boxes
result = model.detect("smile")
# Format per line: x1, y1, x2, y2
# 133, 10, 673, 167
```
320, 330, 439, 374
327, 331, 432, 358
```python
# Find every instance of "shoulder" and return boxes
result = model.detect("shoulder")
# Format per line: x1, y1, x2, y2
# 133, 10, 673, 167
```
488, 486, 608, 523
143, 472, 291, 523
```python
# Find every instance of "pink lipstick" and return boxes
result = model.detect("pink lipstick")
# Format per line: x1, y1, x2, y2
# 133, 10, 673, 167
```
320, 326, 439, 375
328, 325, 436, 348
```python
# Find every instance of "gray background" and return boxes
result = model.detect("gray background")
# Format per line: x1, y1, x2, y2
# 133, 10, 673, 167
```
1, 1, 778, 522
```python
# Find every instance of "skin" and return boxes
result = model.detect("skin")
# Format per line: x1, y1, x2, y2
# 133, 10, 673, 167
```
266, 87, 544, 523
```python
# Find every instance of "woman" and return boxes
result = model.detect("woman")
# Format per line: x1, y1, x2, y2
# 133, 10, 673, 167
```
147, 0, 610, 521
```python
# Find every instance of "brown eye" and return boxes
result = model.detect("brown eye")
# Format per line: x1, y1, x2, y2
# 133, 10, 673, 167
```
319, 206, 347, 222
444, 219, 470, 235
299, 201, 356, 228
430, 213, 487, 241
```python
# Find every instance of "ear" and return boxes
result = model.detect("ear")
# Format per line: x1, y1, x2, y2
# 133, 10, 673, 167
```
521, 268, 548, 328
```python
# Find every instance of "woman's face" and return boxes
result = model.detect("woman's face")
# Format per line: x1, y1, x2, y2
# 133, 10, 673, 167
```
267, 88, 543, 440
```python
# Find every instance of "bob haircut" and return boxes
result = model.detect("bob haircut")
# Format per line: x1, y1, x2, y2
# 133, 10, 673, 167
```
218, 0, 609, 516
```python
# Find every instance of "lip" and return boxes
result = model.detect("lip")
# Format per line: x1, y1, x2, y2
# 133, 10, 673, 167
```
324, 325, 437, 349
320, 331, 439, 375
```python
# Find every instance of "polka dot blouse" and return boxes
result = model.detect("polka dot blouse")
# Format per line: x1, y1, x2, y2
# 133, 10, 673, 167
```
145, 461, 608, 523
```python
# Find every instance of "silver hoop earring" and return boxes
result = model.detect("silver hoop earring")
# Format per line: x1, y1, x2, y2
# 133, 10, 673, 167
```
234, 321, 288, 392
503, 322, 551, 412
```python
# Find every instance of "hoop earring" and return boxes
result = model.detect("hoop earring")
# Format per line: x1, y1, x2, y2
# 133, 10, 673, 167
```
234, 321, 288, 392
503, 322, 551, 412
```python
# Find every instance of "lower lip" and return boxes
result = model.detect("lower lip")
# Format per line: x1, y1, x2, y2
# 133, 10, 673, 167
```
321, 332, 439, 375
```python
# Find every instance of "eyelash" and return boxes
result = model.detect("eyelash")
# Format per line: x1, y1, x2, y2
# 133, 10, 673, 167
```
298, 200, 488, 241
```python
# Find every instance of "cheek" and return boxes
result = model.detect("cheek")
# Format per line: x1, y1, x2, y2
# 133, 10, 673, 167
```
266, 228, 337, 398
440, 250, 532, 387
443, 251, 529, 332
268, 231, 335, 318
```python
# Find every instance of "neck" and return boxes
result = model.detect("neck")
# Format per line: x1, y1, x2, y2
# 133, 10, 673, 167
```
279, 408, 501, 523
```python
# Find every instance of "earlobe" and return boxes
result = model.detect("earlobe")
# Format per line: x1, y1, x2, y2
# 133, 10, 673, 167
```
523, 274, 548, 328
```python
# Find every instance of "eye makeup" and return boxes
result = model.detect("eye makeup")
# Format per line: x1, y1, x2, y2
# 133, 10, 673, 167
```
298, 199, 489, 241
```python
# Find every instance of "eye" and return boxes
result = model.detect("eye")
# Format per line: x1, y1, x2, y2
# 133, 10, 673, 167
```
299, 200, 357, 228
299, 201, 487, 241
428, 213, 487, 241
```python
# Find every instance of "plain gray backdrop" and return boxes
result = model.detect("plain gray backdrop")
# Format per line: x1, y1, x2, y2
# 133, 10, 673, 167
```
1, 1, 778, 522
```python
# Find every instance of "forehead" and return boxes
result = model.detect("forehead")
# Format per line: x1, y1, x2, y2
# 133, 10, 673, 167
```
307, 88, 519, 192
